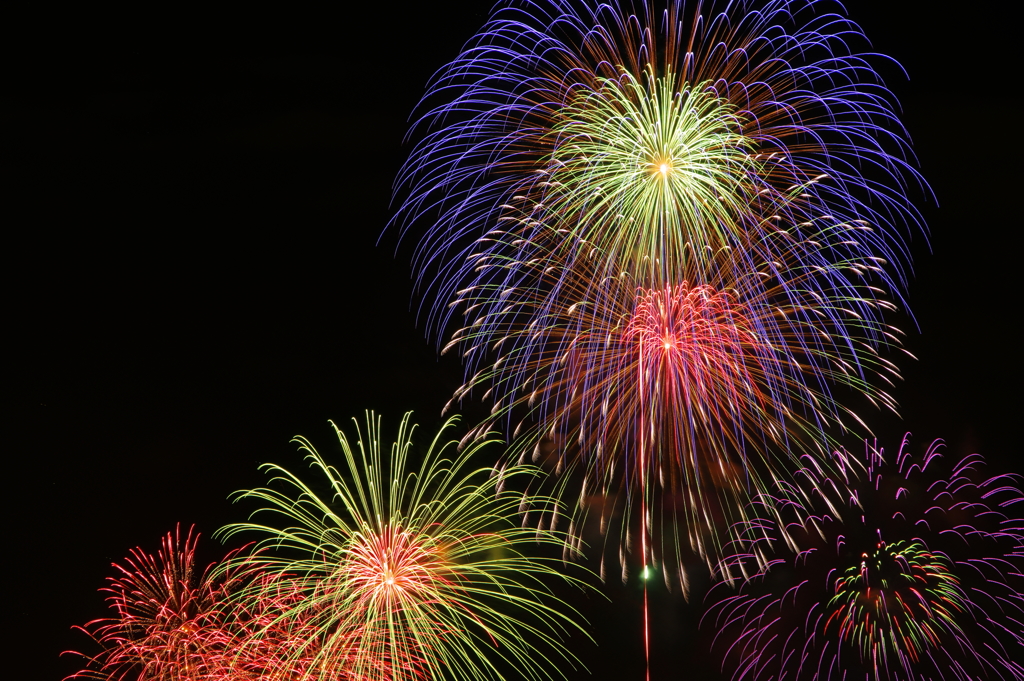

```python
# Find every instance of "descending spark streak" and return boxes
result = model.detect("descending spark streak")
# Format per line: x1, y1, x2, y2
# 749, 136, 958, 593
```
706, 437, 1024, 681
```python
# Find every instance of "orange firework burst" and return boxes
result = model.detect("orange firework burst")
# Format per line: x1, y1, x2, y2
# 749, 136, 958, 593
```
344, 524, 442, 606
625, 284, 777, 441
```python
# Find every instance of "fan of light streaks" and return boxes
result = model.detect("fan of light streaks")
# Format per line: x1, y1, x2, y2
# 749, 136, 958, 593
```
216, 412, 592, 681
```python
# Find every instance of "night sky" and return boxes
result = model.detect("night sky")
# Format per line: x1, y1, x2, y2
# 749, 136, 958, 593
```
7, 2, 1018, 679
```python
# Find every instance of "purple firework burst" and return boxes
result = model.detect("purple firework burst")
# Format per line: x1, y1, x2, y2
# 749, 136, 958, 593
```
705, 436, 1024, 680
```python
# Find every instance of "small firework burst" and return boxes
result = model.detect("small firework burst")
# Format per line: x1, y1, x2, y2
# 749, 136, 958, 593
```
705, 437, 1024, 680
65, 525, 237, 681
827, 535, 967, 668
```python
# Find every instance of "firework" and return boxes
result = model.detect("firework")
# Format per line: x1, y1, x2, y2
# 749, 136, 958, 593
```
216, 412, 591, 681
445, 219, 904, 584
65, 525, 239, 681
394, 0, 926, 337
705, 437, 1024, 680
392, 0, 925, 586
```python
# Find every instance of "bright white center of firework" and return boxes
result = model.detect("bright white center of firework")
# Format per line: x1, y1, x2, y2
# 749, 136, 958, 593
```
659, 163, 670, 176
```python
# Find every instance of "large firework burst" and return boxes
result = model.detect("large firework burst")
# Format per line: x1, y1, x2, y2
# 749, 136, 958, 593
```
393, 0, 924, 582
394, 0, 925, 335
217, 412, 591, 681
65, 525, 239, 681
705, 437, 1024, 680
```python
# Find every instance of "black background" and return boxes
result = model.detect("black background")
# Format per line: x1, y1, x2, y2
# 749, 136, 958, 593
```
5, 1, 1019, 678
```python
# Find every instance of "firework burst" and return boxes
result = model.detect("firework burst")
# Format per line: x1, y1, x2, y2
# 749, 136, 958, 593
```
65, 525, 239, 681
446, 220, 904, 583
705, 437, 1024, 680
394, 0, 926, 336
217, 412, 591, 681
393, 0, 925, 586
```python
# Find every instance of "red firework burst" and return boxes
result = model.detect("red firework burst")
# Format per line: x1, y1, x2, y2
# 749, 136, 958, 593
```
624, 284, 777, 448
65, 525, 236, 681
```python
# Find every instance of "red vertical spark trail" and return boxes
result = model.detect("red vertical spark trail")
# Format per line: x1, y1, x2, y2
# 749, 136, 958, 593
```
638, 335, 652, 681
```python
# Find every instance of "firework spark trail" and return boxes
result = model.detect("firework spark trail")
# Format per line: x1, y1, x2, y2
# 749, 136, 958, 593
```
704, 437, 1024, 680
638, 339, 653, 681
216, 412, 593, 681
